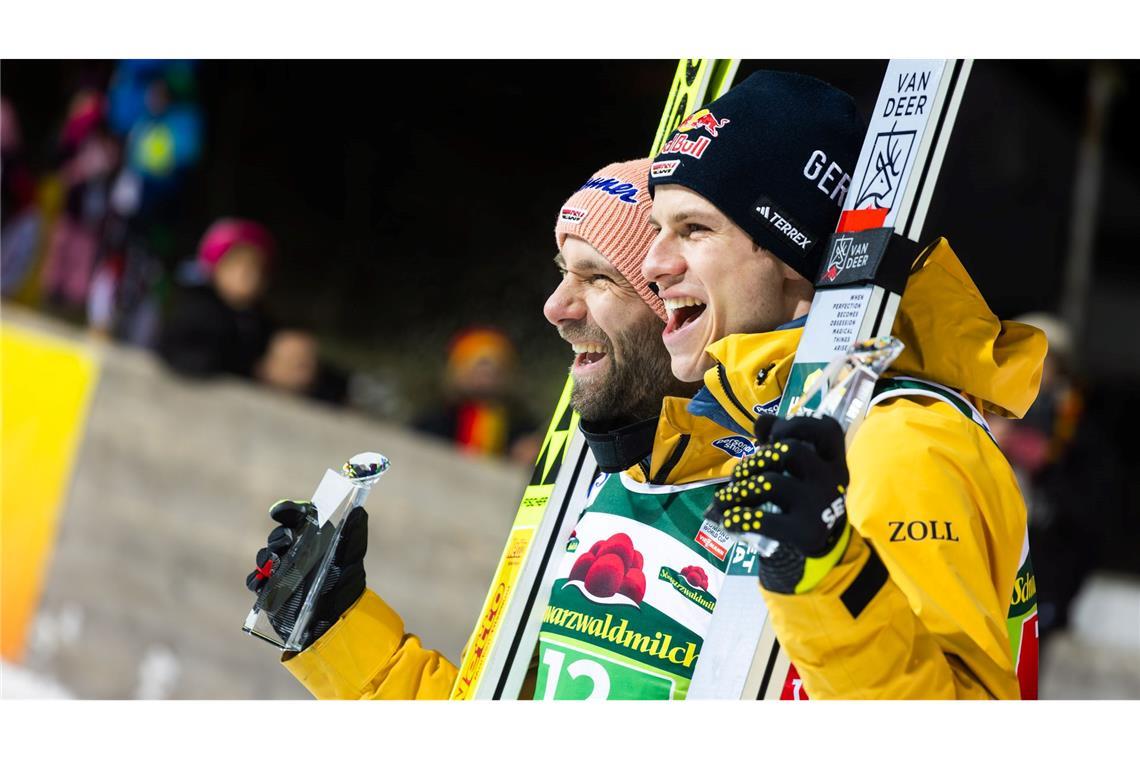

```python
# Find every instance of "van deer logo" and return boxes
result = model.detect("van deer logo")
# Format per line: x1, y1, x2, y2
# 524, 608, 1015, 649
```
854, 121, 917, 213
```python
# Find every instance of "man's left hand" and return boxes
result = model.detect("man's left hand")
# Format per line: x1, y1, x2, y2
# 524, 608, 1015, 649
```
705, 415, 852, 594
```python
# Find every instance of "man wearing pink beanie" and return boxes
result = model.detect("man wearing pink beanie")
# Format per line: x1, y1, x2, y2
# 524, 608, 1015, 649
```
248, 158, 750, 700
548, 158, 691, 425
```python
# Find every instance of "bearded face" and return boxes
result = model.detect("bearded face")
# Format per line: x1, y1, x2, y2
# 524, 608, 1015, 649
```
544, 237, 697, 424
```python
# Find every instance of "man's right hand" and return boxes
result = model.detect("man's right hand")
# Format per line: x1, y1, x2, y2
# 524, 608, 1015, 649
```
246, 500, 369, 651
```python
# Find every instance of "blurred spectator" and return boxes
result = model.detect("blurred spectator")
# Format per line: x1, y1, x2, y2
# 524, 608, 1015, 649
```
0, 96, 46, 298
413, 327, 539, 465
1, 97, 35, 223
38, 89, 120, 311
156, 218, 276, 379
255, 328, 349, 406
107, 60, 202, 218
92, 60, 203, 347
990, 312, 1126, 641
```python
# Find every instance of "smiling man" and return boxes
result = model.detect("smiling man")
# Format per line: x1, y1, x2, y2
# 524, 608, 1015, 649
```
643, 70, 1046, 699
248, 158, 749, 700
535, 159, 749, 699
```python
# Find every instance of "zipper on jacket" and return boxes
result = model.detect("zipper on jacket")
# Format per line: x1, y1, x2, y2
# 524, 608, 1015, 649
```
649, 434, 690, 485
716, 363, 755, 423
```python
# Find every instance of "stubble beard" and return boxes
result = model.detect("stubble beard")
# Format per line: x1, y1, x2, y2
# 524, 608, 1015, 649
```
566, 316, 698, 424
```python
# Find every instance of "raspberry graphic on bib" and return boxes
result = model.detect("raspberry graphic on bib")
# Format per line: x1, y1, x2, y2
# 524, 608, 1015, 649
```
585, 554, 626, 597
597, 533, 635, 568
564, 532, 648, 606
618, 568, 647, 603
680, 565, 708, 590
569, 553, 596, 582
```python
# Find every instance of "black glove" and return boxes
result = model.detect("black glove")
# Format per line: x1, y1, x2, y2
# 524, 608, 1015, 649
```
706, 415, 852, 594
246, 499, 368, 650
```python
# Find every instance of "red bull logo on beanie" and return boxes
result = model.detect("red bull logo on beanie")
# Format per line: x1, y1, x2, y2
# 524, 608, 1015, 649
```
659, 133, 712, 160
580, 177, 640, 204
678, 108, 731, 138
560, 206, 587, 224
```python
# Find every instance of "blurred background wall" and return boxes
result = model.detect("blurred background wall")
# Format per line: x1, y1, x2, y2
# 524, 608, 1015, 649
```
3, 305, 525, 698
2, 59, 1138, 699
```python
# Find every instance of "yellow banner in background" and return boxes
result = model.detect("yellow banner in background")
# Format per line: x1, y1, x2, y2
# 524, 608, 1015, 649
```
1, 322, 98, 661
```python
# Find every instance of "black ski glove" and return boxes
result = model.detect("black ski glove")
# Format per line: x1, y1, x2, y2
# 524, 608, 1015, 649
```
706, 415, 852, 594
246, 499, 368, 650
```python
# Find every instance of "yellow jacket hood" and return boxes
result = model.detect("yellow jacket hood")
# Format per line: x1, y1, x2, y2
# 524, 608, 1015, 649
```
890, 237, 1046, 419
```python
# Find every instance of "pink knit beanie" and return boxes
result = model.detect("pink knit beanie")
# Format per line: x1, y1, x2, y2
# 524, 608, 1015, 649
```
554, 158, 666, 321
197, 218, 277, 273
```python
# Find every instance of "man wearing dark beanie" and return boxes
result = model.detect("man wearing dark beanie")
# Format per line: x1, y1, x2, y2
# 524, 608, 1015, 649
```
645, 70, 1045, 699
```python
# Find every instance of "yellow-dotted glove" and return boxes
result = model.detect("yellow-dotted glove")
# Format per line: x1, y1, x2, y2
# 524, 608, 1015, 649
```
706, 415, 851, 594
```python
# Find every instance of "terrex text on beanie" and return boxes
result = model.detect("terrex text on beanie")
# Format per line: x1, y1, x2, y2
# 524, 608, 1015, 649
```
555, 158, 666, 321
648, 71, 865, 281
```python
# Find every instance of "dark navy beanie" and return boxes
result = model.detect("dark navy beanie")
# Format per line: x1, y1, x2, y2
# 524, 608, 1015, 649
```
648, 70, 865, 280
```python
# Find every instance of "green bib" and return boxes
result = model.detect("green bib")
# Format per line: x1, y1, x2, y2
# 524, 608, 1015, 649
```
535, 473, 731, 700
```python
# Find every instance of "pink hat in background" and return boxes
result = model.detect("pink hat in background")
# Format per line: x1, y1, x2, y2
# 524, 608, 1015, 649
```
554, 158, 665, 321
197, 218, 277, 273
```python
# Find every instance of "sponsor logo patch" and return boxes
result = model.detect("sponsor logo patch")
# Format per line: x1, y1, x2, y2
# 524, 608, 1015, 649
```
887, 519, 959, 543
659, 132, 712, 160
651, 160, 680, 178
712, 435, 756, 459
816, 227, 894, 286
1010, 566, 1038, 609
752, 398, 780, 416
803, 149, 852, 209
751, 195, 816, 253
541, 605, 700, 668
677, 108, 731, 137
560, 206, 587, 223
579, 176, 640, 204
822, 234, 870, 282
694, 518, 731, 561
658, 566, 717, 612
853, 123, 917, 214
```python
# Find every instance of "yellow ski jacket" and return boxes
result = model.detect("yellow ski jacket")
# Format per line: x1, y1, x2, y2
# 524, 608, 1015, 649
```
700, 237, 1045, 699
281, 396, 739, 699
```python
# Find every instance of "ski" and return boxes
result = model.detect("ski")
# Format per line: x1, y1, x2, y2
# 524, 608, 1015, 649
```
688, 59, 979, 699
451, 59, 740, 700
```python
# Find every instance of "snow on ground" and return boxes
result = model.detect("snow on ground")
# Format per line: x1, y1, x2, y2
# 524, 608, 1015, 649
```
1, 661, 75, 699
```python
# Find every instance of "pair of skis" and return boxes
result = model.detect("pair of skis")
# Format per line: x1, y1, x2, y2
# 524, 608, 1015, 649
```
449, 59, 738, 700
692, 59, 977, 699
453, 58, 976, 700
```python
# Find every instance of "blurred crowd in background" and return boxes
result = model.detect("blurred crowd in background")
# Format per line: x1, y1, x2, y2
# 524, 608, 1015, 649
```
1, 60, 540, 464
2, 59, 1138, 661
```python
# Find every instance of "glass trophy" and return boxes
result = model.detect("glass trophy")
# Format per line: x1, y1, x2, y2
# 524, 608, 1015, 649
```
243, 451, 389, 652
750, 338, 904, 557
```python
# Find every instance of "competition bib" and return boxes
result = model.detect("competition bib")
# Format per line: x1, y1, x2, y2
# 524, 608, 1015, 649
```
535, 473, 729, 699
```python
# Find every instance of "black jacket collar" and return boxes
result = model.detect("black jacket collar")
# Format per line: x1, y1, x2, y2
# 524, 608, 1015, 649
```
579, 415, 659, 474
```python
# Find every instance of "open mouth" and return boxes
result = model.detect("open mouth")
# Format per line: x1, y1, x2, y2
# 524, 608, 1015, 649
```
572, 342, 608, 370
663, 297, 707, 336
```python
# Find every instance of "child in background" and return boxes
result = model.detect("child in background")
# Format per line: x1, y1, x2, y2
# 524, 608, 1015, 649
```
156, 218, 276, 378
255, 328, 348, 406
